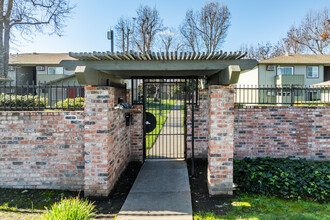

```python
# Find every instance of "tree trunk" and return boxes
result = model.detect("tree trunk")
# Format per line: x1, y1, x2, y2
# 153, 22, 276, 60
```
2, 0, 12, 79
3, 22, 10, 78
0, 0, 5, 78
153, 85, 160, 101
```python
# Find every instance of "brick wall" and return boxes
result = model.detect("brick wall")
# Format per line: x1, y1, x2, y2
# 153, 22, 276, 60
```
0, 111, 84, 190
234, 106, 330, 161
0, 86, 140, 196
186, 90, 330, 162
187, 90, 209, 158
130, 105, 143, 161
84, 86, 131, 197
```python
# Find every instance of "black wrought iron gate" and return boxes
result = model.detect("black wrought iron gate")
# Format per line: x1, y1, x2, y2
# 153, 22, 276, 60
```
139, 77, 197, 160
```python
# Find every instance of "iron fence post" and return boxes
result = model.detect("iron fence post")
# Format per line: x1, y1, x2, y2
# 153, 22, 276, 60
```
290, 84, 294, 106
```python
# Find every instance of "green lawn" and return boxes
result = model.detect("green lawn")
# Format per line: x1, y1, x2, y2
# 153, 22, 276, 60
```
146, 98, 177, 113
0, 190, 74, 220
145, 98, 177, 150
194, 193, 330, 220
145, 110, 167, 150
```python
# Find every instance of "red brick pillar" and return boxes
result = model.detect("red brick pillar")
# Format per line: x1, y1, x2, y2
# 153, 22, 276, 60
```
130, 105, 143, 162
84, 86, 115, 197
208, 85, 235, 195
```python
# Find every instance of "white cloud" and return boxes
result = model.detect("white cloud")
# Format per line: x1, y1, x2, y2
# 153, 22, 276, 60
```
158, 30, 175, 36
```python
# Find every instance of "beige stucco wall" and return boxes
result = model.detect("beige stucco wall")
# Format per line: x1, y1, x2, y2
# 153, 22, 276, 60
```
8, 65, 75, 85
236, 64, 326, 104
37, 65, 74, 83
36, 65, 75, 83
36, 65, 74, 75
259, 64, 276, 85
51, 76, 80, 86
237, 66, 259, 86
37, 74, 66, 83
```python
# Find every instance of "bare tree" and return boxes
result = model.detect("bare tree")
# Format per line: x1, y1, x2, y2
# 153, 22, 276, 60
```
180, 10, 200, 53
292, 8, 330, 54
0, 0, 73, 78
180, 1, 231, 53
158, 29, 174, 53
133, 5, 164, 53
282, 25, 305, 54
198, 1, 230, 53
115, 16, 134, 52
271, 40, 286, 57
158, 28, 183, 53
240, 42, 285, 61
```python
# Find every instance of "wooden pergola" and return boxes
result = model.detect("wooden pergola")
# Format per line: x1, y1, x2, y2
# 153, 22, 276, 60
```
60, 51, 258, 85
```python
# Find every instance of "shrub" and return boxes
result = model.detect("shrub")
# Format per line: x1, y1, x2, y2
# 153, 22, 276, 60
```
56, 98, 85, 108
43, 196, 95, 220
0, 93, 47, 108
234, 157, 330, 201
294, 101, 330, 107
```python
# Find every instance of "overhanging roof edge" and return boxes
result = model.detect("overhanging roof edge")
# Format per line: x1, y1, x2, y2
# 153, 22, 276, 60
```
69, 51, 247, 61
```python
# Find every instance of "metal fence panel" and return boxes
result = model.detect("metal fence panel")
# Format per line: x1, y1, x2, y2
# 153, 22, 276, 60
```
235, 85, 330, 106
0, 82, 85, 111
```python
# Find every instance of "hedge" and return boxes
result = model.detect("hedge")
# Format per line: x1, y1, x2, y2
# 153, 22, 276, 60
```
55, 98, 85, 108
0, 93, 47, 107
234, 157, 330, 201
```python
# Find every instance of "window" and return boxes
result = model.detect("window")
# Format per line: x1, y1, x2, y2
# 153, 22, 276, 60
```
277, 91, 292, 97
277, 67, 293, 75
48, 67, 64, 75
307, 66, 319, 78
307, 91, 320, 101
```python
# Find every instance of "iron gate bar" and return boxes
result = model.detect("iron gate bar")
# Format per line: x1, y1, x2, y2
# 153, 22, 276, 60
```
191, 76, 195, 175
142, 78, 189, 160
139, 77, 197, 163
132, 76, 200, 105
184, 79, 187, 159
142, 78, 147, 160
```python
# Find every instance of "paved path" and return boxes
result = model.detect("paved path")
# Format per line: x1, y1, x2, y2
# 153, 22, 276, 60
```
116, 160, 192, 220
147, 101, 184, 158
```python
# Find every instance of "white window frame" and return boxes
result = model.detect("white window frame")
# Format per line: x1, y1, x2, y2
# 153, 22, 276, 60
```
307, 66, 319, 78
48, 67, 64, 75
277, 66, 294, 76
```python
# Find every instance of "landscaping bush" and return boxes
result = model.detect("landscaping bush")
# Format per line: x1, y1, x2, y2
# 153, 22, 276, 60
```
234, 157, 330, 201
43, 196, 95, 220
294, 101, 330, 107
56, 97, 85, 108
0, 93, 47, 107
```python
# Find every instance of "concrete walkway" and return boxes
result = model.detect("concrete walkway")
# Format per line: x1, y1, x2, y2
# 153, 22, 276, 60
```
116, 160, 192, 220
147, 101, 185, 158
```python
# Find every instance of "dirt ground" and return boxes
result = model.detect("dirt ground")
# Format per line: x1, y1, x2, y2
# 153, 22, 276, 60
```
187, 158, 234, 216
92, 161, 142, 219
1, 159, 238, 219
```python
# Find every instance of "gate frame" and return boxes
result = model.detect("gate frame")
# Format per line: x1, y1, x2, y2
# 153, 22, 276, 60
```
133, 76, 198, 169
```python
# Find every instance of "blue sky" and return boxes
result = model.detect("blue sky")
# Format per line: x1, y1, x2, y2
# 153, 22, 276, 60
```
12, 0, 330, 53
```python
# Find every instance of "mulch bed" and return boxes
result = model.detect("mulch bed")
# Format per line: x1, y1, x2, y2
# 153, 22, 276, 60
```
88, 161, 142, 219
187, 158, 235, 216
